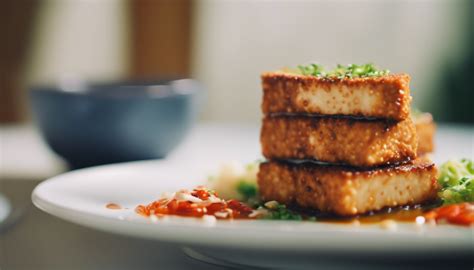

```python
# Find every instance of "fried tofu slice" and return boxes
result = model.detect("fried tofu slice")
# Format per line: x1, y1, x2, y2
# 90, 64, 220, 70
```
413, 112, 436, 154
261, 115, 418, 167
261, 72, 412, 121
258, 158, 438, 216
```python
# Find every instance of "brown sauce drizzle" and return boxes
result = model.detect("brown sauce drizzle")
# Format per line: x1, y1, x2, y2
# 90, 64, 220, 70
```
324, 207, 425, 224
290, 203, 440, 224
106, 203, 122, 210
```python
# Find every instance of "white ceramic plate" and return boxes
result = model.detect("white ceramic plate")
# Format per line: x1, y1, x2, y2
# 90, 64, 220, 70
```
32, 125, 473, 269
32, 159, 472, 249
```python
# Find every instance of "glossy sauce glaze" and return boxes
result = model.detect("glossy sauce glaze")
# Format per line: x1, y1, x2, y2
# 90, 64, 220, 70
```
292, 202, 474, 226
289, 204, 428, 224
291, 202, 473, 226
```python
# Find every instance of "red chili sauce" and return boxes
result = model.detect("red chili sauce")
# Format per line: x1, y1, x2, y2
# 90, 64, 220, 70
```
136, 187, 254, 219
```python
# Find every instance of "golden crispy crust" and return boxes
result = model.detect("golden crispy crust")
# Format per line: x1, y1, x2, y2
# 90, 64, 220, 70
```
261, 72, 411, 120
257, 158, 438, 216
261, 115, 418, 167
414, 113, 436, 154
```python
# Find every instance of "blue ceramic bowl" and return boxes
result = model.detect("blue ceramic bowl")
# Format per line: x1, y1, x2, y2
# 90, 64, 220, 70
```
29, 78, 203, 169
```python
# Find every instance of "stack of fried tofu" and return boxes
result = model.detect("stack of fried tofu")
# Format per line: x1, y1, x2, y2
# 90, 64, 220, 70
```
257, 71, 438, 216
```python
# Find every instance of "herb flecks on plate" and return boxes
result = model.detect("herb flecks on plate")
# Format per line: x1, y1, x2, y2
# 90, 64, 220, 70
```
261, 201, 307, 221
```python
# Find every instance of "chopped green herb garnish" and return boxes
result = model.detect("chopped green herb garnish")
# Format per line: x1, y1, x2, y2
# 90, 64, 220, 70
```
297, 63, 325, 77
438, 158, 474, 205
237, 180, 258, 201
258, 200, 313, 221
296, 63, 389, 79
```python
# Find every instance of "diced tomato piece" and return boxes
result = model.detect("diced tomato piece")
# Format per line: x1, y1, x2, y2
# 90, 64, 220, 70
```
191, 189, 210, 200
206, 203, 226, 215
424, 203, 474, 226
167, 199, 179, 212
227, 200, 253, 214
434, 204, 461, 219
447, 212, 474, 225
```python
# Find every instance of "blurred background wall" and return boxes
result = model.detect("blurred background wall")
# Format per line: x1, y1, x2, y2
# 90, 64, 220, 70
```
25, 0, 130, 85
192, 0, 471, 122
1, 0, 472, 124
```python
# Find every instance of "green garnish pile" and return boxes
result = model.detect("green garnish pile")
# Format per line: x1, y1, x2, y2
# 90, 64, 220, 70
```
296, 63, 390, 79
236, 180, 260, 207
438, 158, 474, 205
237, 181, 258, 200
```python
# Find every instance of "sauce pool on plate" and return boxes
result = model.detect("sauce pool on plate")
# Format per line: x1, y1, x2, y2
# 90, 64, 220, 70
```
106, 203, 122, 210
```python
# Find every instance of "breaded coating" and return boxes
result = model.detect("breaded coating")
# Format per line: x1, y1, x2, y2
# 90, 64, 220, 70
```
261, 115, 418, 167
258, 158, 438, 216
261, 72, 412, 121
414, 112, 435, 154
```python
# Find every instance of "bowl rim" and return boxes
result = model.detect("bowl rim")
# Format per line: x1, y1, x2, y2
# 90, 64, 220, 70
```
29, 78, 202, 99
